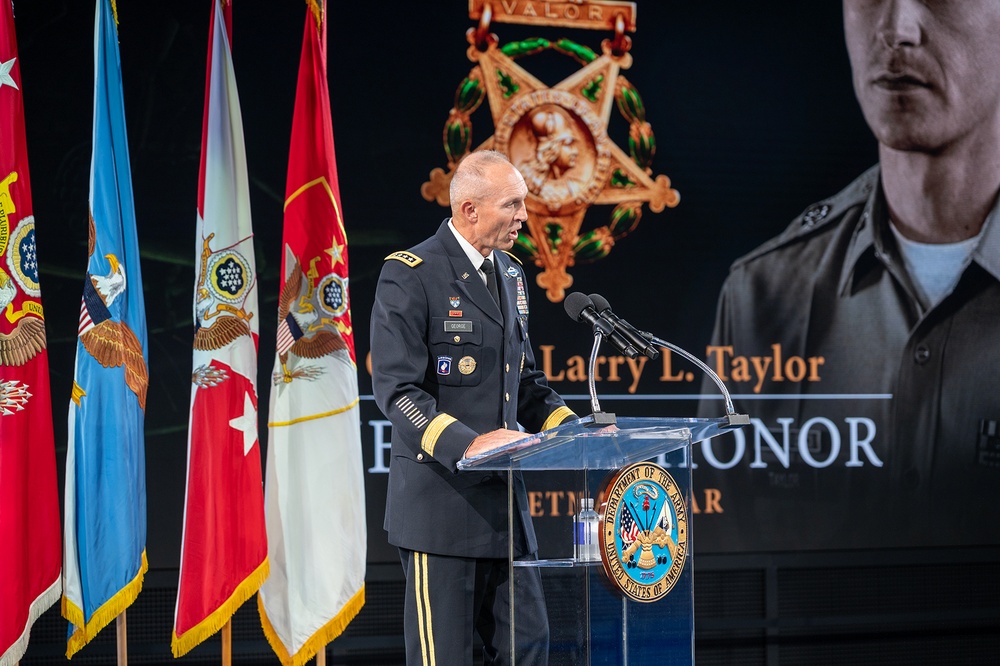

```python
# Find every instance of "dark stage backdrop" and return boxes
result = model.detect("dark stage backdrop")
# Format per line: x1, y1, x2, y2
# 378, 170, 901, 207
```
20, 0, 989, 576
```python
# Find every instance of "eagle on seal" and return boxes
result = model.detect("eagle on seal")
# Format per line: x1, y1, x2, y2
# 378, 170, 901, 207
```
192, 232, 254, 352
0, 267, 47, 367
275, 245, 346, 383
78, 212, 149, 410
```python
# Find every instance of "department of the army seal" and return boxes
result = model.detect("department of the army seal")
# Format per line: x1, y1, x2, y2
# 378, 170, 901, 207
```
598, 461, 688, 603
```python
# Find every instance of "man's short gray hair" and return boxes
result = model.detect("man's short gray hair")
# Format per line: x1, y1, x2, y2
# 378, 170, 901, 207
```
450, 150, 513, 214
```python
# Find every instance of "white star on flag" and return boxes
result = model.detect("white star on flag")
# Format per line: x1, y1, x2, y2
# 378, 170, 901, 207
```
325, 239, 345, 267
0, 57, 18, 90
228, 391, 257, 456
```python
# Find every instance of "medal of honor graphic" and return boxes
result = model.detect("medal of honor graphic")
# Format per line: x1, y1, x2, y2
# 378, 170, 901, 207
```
598, 461, 689, 603
422, 0, 679, 301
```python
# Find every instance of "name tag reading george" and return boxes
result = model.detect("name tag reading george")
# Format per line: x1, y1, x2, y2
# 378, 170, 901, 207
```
444, 320, 473, 333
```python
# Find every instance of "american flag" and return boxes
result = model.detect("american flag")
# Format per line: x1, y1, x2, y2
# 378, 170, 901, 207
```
276, 315, 296, 355
78, 299, 94, 337
619, 503, 640, 544
78, 278, 111, 337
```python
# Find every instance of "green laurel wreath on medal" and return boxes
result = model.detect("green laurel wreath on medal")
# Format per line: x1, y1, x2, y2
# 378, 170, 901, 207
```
441, 37, 657, 265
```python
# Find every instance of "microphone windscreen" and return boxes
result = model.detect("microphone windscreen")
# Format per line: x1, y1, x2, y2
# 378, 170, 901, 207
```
564, 292, 594, 322
588, 293, 611, 314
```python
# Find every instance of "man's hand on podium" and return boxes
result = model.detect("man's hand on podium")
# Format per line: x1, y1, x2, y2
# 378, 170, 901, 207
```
464, 429, 527, 458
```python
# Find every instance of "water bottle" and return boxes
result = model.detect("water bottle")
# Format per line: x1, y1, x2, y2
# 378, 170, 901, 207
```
575, 497, 600, 562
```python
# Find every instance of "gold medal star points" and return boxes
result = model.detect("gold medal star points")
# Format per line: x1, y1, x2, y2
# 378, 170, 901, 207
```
423, 5, 678, 302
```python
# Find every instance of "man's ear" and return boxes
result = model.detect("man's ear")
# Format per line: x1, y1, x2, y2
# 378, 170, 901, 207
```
460, 199, 478, 223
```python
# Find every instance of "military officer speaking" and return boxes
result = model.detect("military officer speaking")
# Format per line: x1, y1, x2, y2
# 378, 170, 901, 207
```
370, 150, 578, 665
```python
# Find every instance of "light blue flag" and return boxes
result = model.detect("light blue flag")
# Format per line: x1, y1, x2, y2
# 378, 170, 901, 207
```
61, 0, 149, 657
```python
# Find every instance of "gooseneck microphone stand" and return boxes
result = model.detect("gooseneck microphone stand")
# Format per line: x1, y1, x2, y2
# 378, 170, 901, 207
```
645, 334, 750, 427
586, 328, 618, 425
585, 327, 749, 428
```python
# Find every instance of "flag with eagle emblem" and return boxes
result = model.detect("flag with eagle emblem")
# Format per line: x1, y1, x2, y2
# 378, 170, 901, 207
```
171, 0, 268, 657
258, 2, 366, 663
62, 0, 149, 657
0, 3, 62, 664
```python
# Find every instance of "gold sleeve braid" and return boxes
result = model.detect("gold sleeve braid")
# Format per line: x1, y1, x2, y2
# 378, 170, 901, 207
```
421, 413, 458, 457
542, 406, 576, 432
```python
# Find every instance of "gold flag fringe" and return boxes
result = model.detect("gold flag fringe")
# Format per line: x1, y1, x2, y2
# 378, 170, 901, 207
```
258, 584, 365, 666
63, 551, 147, 659
170, 557, 270, 658
306, 0, 323, 31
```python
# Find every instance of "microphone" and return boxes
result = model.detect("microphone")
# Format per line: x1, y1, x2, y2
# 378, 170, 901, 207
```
588, 293, 660, 360
564, 292, 639, 359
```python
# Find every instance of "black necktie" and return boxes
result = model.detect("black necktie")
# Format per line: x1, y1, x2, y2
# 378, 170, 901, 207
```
481, 257, 501, 307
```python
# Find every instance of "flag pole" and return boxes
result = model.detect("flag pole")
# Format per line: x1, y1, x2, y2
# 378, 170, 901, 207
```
221, 620, 232, 666
316, 646, 326, 665
116, 611, 128, 666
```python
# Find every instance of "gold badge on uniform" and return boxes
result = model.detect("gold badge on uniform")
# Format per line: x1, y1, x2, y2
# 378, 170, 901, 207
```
421, 0, 679, 302
458, 356, 477, 375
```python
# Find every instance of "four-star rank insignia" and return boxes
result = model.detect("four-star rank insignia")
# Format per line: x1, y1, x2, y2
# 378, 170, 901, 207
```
422, 0, 679, 302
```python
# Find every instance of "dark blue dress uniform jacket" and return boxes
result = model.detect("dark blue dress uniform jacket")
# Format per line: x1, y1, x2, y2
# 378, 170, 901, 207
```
370, 220, 576, 559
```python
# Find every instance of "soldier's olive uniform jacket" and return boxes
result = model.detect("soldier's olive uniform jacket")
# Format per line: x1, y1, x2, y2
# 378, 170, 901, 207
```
371, 221, 576, 558
699, 166, 1000, 549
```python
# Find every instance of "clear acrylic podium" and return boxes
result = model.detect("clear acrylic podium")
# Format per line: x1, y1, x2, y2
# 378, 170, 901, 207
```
457, 414, 746, 665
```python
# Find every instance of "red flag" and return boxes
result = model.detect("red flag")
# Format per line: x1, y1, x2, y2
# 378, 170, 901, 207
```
0, 3, 62, 664
172, 0, 268, 657
258, 1, 366, 663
